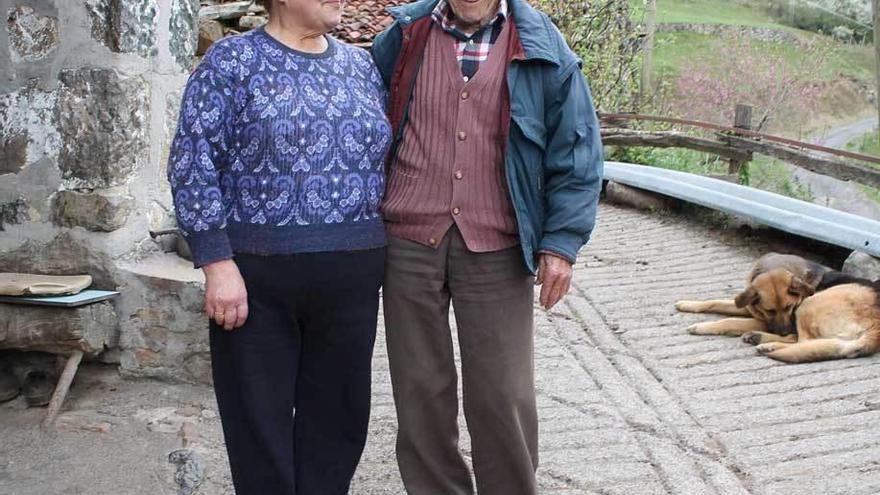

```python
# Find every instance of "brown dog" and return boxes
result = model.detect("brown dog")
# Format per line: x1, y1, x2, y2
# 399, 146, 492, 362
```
753, 274, 880, 363
675, 253, 831, 341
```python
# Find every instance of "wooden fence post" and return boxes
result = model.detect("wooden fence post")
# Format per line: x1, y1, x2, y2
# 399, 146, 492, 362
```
729, 104, 753, 181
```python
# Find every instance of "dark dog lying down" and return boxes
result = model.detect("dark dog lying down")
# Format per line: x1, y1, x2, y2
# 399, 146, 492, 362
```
676, 253, 880, 363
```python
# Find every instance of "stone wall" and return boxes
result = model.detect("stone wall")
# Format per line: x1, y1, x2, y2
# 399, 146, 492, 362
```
657, 23, 804, 45
0, 0, 209, 383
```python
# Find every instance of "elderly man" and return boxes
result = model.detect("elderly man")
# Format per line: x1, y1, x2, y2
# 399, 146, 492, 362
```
372, 0, 603, 493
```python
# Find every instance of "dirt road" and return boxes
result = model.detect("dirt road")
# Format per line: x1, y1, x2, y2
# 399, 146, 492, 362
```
788, 116, 880, 221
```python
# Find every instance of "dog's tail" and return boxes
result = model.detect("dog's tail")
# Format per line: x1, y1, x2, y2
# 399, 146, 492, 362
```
766, 333, 880, 363
816, 271, 880, 291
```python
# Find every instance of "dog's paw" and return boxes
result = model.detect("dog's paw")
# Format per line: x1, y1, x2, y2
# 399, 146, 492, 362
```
742, 332, 763, 346
675, 300, 702, 313
687, 322, 714, 335
756, 343, 782, 355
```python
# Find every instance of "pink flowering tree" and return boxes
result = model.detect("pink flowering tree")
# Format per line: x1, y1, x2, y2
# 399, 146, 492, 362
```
672, 37, 828, 134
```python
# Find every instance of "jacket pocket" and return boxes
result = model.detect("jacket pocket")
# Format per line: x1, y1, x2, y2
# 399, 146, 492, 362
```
573, 124, 591, 180
510, 114, 546, 192
511, 114, 546, 150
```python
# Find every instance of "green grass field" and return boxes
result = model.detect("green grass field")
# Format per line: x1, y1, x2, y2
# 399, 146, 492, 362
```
631, 0, 874, 83
629, 0, 783, 28
846, 131, 880, 158
825, 43, 875, 82
861, 185, 880, 204
846, 131, 880, 204
650, 32, 873, 83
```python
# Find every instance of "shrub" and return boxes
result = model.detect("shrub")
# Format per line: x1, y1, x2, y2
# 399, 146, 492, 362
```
538, 0, 642, 111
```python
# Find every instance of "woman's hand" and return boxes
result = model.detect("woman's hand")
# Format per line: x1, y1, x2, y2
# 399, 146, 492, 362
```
202, 259, 249, 330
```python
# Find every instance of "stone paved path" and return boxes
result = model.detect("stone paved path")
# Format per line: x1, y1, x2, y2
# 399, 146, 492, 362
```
353, 204, 880, 494
2, 203, 879, 494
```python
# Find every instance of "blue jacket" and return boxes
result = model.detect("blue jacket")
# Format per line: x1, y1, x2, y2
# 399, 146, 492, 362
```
371, 0, 603, 273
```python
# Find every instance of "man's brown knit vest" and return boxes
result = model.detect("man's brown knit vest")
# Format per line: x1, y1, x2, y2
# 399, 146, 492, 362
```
382, 20, 519, 252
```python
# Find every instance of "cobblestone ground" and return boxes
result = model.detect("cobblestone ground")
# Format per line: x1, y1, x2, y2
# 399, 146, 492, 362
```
2, 204, 879, 494
354, 204, 880, 495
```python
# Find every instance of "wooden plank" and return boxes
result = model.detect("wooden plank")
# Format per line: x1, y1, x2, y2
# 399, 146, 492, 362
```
41, 351, 83, 429
601, 128, 750, 161
0, 301, 117, 356
719, 134, 880, 189
599, 112, 880, 165
199, 1, 253, 21
728, 104, 753, 176
734, 105, 753, 129
0, 289, 118, 308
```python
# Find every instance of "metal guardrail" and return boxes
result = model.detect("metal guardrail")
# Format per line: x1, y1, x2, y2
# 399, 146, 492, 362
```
604, 161, 880, 257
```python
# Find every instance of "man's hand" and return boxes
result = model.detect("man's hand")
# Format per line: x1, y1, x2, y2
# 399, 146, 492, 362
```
536, 253, 573, 310
202, 259, 249, 331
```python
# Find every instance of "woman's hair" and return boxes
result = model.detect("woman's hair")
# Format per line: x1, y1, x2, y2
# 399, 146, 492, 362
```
254, 0, 272, 13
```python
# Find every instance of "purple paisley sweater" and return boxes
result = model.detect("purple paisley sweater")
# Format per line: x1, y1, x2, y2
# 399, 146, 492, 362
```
168, 28, 391, 267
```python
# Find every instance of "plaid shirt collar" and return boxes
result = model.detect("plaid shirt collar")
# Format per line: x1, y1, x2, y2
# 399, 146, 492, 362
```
431, 0, 508, 41
431, 0, 508, 79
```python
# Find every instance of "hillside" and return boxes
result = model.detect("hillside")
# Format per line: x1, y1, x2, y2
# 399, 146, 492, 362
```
630, 0, 875, 138
611, 0, 878, 204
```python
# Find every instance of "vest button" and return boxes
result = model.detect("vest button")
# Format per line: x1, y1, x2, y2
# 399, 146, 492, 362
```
452, 207, 461, 215
457, 131, 467, 141
429, 237, 437, 246
454, 171, 463, 180
461, 91, 469, 100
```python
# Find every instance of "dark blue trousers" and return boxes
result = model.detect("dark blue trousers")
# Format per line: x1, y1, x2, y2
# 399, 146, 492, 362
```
209, 249, 385, 495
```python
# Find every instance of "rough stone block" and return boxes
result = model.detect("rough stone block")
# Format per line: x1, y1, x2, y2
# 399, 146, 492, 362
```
7, 5, 59, 63
0, 301, 117, 356
197, 19, 224, 56
199, 1, 252, 21
0, 233, 116, 289
0, 198, 29, 230
238, 15, 267, 31
842, 251, 880, 281
52, 190, 134, 232
165, 89, 183, 141
0, 134, 27, 174
0, 86, 61, 171
604, 181, 680, 212
58, 68, 149, 189
86, 0, 158, 58
170, 0, 199, 69
183, 352, 212, 384
159, 90, 183, 196
117, 255, 209, 384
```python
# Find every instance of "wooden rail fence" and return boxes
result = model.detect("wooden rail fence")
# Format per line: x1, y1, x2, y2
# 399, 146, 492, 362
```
599, 107, 880, 189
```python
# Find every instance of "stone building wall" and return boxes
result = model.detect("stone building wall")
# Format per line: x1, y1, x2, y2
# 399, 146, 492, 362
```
0, 0, 211, 383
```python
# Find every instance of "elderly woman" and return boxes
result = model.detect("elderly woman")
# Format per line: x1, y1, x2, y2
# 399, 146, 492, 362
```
166, 0, 391, 493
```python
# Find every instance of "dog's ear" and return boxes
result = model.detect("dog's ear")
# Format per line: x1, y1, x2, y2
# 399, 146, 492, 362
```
735, 287, 759, 308
802, 269, 823, 288
789, 276, 816, 298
